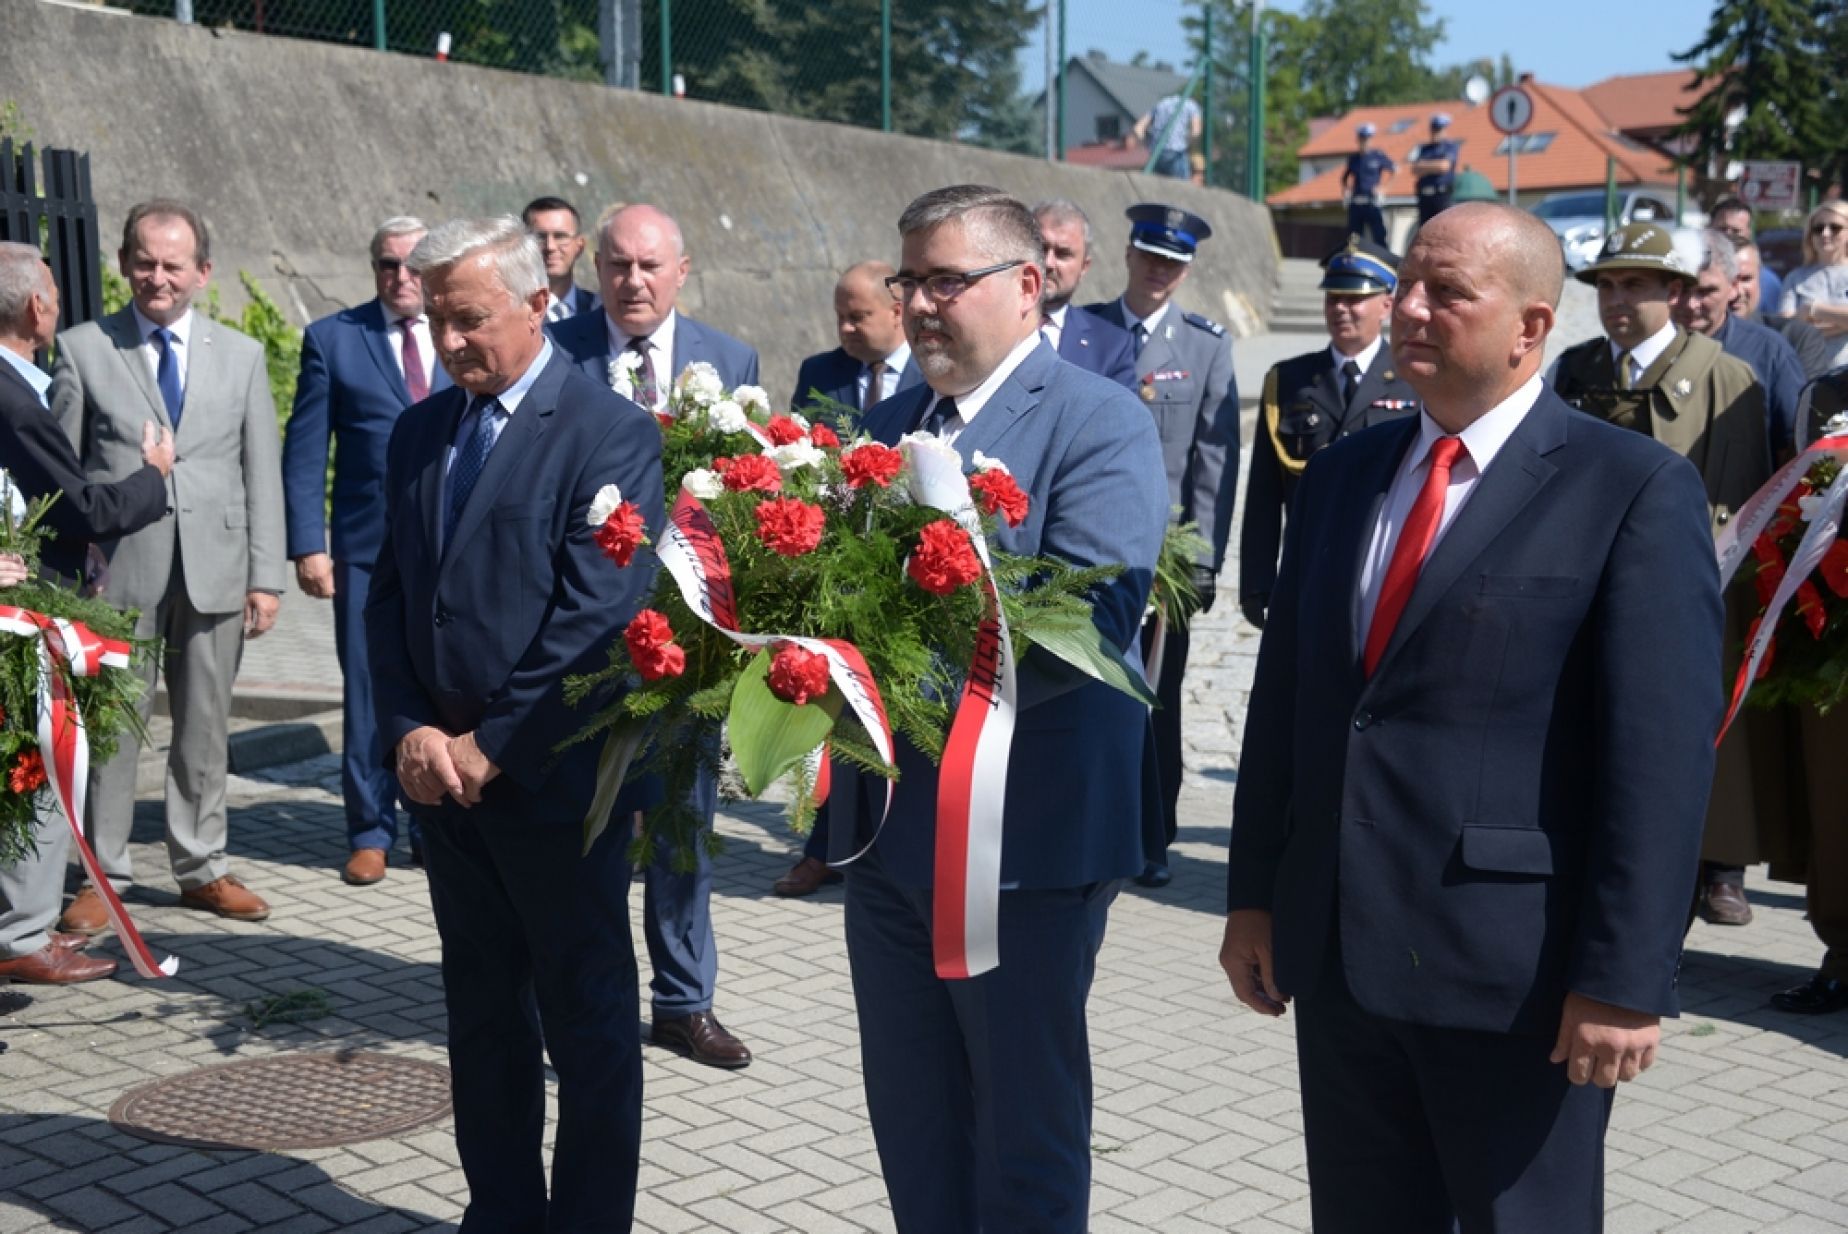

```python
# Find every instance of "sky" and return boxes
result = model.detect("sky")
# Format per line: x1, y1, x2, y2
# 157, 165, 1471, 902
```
1018, 0, 1714, 96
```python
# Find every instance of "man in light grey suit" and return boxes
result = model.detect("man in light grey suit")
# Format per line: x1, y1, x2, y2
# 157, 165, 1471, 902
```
53, 199, 286, 932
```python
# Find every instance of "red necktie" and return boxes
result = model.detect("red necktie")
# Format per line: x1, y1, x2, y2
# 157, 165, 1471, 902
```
400, 319, 430, 403
1363, 436, 1467, 678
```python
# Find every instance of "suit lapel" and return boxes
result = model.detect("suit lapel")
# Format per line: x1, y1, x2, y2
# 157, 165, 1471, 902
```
1648, 334, 1708, 461
439, 356, 564, 574
1368, 395, 1566, 681
416, 390, 465, 557
106, 311, 169, 426
952, 345, 1051, 460
1137, 317, 1177, 383
672, 318, 704, 383
359, 300, 414, 405
176, 315, 220, 445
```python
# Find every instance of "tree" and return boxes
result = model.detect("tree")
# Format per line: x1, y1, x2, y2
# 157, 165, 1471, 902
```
1672, 0, 1842, 197
1296, 0, 1448, 117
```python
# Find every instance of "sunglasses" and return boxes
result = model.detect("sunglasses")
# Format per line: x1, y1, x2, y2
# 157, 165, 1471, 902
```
1813, 222, 1846, 237
373, 257, 417, 274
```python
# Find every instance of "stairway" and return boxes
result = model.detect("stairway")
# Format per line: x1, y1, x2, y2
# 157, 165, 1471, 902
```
1268, 258, 1327, 336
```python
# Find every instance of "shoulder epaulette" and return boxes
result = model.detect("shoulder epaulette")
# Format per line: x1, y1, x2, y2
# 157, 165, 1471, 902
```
1182, 311, 1226, 338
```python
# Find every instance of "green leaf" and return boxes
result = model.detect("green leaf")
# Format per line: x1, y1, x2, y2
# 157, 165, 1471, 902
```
1025, 617, 1158, 707
581, 718, 651, 856
728, 649, 842, 795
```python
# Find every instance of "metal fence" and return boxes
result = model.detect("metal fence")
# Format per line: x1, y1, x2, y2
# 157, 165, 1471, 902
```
0, 139, 105, 332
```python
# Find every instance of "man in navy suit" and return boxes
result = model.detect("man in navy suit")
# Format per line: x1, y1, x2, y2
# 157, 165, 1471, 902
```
788, 260, 922, 425
523, 197, 599, 324
284, 216, 450, 886
367, 216, 663, 1231
1033, 199, 1136, 389
1220, 203, 1723, 1231
549, 202, 758, 1069
827, 185, 1169, 1232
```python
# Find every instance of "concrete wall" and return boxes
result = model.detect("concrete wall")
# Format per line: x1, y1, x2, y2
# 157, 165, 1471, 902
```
0, 0, 1277, 403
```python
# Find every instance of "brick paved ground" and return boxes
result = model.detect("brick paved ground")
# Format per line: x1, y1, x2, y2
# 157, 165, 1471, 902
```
4, 304, 1848, 1230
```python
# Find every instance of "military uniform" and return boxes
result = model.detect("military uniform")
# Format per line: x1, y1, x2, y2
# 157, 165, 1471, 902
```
1240, 237, 1419, 617
1410, 114, 1459, 225
1553, 224, 1787, 889
1086, 203, 1240, 883
1342, 124, 1395, 247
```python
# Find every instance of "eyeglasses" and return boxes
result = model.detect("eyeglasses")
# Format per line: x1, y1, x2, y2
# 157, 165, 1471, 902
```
886, 260, 1025, 301
373, 258, 415, 274
1813, 222, 1846, 237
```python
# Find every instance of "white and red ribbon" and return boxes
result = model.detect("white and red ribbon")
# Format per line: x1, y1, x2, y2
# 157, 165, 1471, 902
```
902, 435, 1018, 980
1712, 433, 1848, 740
655, 490, 898, 820
0, 606, 176, 978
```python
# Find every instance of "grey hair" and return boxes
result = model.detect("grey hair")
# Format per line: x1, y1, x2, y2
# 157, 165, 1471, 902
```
370, 215, 428, 261
407, 216, 545, 303
1687, 228, 1739, 282
0, 241, 49, 333
1032, 198, 1094, 257
899, 185, 1045, 274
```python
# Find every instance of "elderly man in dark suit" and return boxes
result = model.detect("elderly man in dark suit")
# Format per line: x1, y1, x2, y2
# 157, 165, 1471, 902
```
53, 199, 286, 933
0, 240, 172, 986
284, 216, 450, 886
549, 202, 758, 1069
827, 184, 1169, 1233
1221, 203, 1723, 1231
367, 216, 663, 1231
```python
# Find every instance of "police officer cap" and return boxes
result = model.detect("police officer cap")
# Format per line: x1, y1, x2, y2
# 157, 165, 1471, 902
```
1574, 223, 1694, 285
1320, 234, 1399, 296
1357, 122, 1377, 138
1431, 112, 1452, 129
1127, 203, 1213, 264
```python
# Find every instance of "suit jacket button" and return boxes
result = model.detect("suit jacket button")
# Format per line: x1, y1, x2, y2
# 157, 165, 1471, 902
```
1353, 711, 1372, 730
434, 608, 450, 627
1716, 510, 1730, 525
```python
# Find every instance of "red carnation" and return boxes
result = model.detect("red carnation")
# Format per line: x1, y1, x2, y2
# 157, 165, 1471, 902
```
1796, 580, 1828, 638
755, 497, 827, 557
841, 442, 903, 489
764, 415, 807, 446
8, 749, 45, 795
809, 423, 841, 449
907, 520, 983, 595
714, 454, 783, 494
592, 502, 648, 567
969, 469, 1029, 528
655, 412, 676, 429
1820, 540, 1848, 599
767, 643, 832, 706
624, 609, 686, 681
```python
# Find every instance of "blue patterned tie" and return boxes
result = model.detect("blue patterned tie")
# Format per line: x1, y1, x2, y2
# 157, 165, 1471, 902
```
152, 327, 184, 426
445, 397, 500, 545
919, 395, 958, 436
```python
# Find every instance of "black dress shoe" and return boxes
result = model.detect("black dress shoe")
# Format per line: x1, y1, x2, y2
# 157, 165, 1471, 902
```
1771, 972, 1848, 1015
651, 1011, 752, 1069
1134, 861, 1171, 888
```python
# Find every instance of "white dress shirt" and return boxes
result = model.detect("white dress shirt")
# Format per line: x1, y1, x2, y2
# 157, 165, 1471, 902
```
922, 331, 1042, 447
858, 341, 912, 408
1611, 320, 1677, 387
608, 309, 678, 412
1041, 303, 1072, 353
1328, 335, 1384, 381
386, 312, 436, 393
1119, 298, 1174, 350
1357, 373, 1545, 639
131, 304, 193, 390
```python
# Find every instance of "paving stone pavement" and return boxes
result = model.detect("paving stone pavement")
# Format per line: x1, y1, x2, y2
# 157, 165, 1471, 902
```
4, 359, 1848, 1233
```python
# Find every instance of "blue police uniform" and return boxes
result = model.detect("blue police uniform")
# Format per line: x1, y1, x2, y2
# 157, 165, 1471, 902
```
1343, 145, 1396, 246
1411, 117, 1459, 224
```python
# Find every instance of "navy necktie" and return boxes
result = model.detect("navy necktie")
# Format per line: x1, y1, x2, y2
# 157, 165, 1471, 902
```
152, 327, 183, 426
445, 398, 501, 544
1341, 359, 1362, 409
1132, 323, 1148, 359
920, 395, 958, 436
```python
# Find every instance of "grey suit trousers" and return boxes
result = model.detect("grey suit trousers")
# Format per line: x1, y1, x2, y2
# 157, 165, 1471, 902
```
0, 810, 71, 956
85, 532, 244, 892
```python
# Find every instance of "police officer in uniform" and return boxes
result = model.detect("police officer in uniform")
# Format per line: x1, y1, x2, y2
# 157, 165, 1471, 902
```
1342, 124, 1396, 247
1239, 236, 1419, 628
1552, 222, 1784, 931
1409, 113, 1459, 226
1086, 203, 1240, 887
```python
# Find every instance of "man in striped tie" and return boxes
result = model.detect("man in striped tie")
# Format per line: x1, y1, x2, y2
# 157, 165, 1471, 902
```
1220, 202, 1724, 1232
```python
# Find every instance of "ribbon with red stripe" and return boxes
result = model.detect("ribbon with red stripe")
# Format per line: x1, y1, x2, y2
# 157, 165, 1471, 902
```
655, 490, 897, 821
0, 606, 177, 978
900, 435, 1017, 980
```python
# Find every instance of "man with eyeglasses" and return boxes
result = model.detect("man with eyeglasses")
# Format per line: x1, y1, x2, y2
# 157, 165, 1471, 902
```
1087, 201, 1240, 888
283, 215, 450, 887
824, 184, 1168, 1233
522, 197, 599, 323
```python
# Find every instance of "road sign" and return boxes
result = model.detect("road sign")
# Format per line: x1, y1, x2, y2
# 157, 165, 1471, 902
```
1740, 161, 1803, 212
1488, 85, 1534, 135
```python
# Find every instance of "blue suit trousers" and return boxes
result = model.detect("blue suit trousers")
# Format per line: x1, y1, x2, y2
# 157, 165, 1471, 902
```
845, 849, 1117, 1233
642, 766, 718, 1015
333, 560, 412, 853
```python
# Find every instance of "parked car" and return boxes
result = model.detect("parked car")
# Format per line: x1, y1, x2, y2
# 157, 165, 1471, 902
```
1756, 227, 1804, 278
1530, 190, 1692, 271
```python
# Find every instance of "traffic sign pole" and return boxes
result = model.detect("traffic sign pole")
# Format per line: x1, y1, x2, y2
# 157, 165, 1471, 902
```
1488, 84, 1535, 207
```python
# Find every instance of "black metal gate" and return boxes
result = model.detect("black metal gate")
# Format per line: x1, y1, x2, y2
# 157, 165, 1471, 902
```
0, 139, 105, 330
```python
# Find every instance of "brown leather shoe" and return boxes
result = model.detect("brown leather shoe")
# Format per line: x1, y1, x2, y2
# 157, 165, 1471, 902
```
1699, 881, 1753, 926
180, 875, 271, 922
773, 856, 841, 898
0, 943, 117, 984
342, 848, 388, 886
57, 886, 110, 936
651, 1011, 752, 1069
49, 932, 92, 951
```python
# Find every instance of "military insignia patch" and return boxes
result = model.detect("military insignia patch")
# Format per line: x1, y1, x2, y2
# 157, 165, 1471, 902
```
1673, 378, 1692, 398
1166, 207, 1186, 229
1605, 232, 1625, 254
1140, 384, 1157, 402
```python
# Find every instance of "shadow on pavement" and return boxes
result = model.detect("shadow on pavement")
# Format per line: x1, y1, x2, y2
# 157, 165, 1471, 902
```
1677, 947, 1848, 1059
0, 1112, 453, 1231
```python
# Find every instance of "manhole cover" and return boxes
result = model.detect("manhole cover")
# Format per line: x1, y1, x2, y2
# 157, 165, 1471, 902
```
108, 1052, 452, 1150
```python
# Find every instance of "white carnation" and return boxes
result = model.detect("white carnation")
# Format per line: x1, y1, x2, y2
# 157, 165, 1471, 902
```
607, 358, 636, 397
676, 362, 724, 407
971, 450, 1010, 474
708, 399, 751, 435
587, 483, 625, 527
1799, 492, 1826, 523
768, 441, 827, 472
682, 468, 724, 500
732, 384, 771, 415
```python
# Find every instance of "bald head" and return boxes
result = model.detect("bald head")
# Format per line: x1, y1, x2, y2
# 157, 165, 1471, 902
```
835, 260, 904, 365
595, 203, 691, 337
1391, 203, 1559, 431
